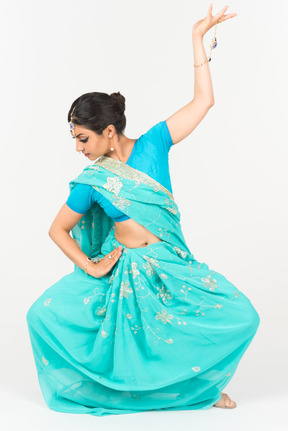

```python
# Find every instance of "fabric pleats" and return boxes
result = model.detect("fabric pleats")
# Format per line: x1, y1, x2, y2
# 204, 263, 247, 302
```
26, 226, 260, 416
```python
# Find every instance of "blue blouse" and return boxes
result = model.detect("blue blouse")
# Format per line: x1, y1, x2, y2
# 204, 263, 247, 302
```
66, 120, 174, 222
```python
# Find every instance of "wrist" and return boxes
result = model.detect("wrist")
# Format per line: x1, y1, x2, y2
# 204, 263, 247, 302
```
83, 256, 93, 275
86, 261, 96, 276
87, 261, 100, 278
192, 30, 204, 40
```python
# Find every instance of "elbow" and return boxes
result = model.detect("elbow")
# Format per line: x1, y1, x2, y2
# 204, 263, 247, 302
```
48, 224, 57, 238
194, 98, 215, 108
49, 225, 70, 238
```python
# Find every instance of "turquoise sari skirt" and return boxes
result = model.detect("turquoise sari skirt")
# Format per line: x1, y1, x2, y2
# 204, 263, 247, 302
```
26, 224, 260, 416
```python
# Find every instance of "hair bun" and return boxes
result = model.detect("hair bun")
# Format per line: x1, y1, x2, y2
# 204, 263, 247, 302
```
110, 91, 125, 112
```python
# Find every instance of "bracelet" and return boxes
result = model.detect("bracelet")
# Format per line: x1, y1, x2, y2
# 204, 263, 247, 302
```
83, 253, 113, 273
84, 257, 92, 274
194, 57, 211, 68
193, 21, 219, 68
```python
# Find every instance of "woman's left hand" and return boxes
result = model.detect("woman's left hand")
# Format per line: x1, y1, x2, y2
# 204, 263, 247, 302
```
192, 4, 237, 38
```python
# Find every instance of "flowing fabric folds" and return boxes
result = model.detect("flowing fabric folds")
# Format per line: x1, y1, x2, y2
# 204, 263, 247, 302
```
26, 155, 260, 416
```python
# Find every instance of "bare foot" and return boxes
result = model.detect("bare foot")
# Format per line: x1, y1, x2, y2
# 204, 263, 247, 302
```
213, 392, 237, 409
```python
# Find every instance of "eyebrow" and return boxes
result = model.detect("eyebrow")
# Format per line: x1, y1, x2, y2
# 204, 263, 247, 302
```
75, 133, 87, 138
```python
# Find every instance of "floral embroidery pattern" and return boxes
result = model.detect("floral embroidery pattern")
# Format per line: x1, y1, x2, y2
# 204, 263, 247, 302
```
94, 155, 174, 201
192, 366, 201, 372
103, 176, 123, 195
120, 280, 133, 299
157, 285, 173, 304
173, 246, 188, 259
201, 274, 219, 291
83, 287, 106, 307
155, 309, 174, 324
113, 196, 131, 211
129, 262, 140, 279
143, 261, 156, 277
165, 198, 178, 215
143, 256, 160, 268
96, 306, 107, 316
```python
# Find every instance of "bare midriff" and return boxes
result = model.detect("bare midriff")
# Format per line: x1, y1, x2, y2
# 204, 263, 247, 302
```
114, 218, 163, 248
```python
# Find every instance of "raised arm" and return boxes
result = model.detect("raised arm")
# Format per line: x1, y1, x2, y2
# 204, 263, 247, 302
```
166, 4, 237, 145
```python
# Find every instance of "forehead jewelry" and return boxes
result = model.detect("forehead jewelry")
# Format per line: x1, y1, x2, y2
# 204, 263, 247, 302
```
69, 105, 77, 137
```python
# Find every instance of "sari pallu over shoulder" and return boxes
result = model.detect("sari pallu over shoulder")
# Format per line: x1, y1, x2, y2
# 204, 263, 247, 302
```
68, 155, 195, 274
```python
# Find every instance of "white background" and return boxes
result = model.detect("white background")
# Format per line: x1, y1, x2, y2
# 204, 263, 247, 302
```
0, 0, 287, 430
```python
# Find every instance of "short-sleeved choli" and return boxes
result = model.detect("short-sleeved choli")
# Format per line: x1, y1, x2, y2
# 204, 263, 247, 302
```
66, 120, 173, 221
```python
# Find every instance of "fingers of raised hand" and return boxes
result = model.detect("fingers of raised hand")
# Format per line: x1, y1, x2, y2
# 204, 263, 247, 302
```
217, 13, 237, 23
214, 5, 237, 23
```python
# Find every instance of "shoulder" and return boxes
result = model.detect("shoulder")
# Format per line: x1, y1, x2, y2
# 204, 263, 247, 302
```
69, 182, 93, 196
141, 120, 173, 153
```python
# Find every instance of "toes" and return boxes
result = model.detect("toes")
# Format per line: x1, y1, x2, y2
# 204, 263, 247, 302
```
224, 394, 235, 407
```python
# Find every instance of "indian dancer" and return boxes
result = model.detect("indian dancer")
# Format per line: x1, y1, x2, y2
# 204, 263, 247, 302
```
26, 5, 260, 416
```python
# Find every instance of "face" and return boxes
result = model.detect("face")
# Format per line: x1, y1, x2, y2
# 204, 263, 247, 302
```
71, 124, 112, 161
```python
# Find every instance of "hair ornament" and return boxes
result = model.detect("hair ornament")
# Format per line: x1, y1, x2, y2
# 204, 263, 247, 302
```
69, 105, 77, 137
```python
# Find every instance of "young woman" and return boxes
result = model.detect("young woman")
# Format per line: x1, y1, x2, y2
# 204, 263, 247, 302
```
26, 5, 259, 416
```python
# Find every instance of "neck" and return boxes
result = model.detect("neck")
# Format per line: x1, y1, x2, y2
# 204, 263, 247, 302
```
105, 136, 136, 163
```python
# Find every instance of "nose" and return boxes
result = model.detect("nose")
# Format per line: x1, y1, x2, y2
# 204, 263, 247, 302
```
76, 144, 84, 153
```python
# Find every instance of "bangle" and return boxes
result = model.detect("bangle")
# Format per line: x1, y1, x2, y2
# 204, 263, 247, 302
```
84, 257, 92, 274
194, 57, 211, 67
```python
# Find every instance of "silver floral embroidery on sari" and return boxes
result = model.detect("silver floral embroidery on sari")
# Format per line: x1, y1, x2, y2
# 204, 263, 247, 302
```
155, 309, 174, 324
165, 198, 178, 215
83, 287, 107, 308
103, 176, 123, 195
120, 280, 133, 299
112, 195, 132, 211
201, 274, 219, 291
129, 262, 140, 279
173, 246, 188, 259
96, 305, 107, 316
143, 261, 156, 277
94, 155, 174, 201
157, 285, 173, 304
143, 256, 160, 268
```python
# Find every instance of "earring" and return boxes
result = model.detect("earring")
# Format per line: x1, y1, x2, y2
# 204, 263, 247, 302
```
109, 134, 113, 151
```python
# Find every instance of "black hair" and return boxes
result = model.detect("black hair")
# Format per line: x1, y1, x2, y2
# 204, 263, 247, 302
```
67, 91, 126, 136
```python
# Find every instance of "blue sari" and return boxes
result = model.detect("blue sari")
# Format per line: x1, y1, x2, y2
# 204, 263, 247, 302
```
26, 155, 260, 416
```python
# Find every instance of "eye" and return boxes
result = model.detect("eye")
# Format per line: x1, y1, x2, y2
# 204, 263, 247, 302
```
80, 138, 88, 143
